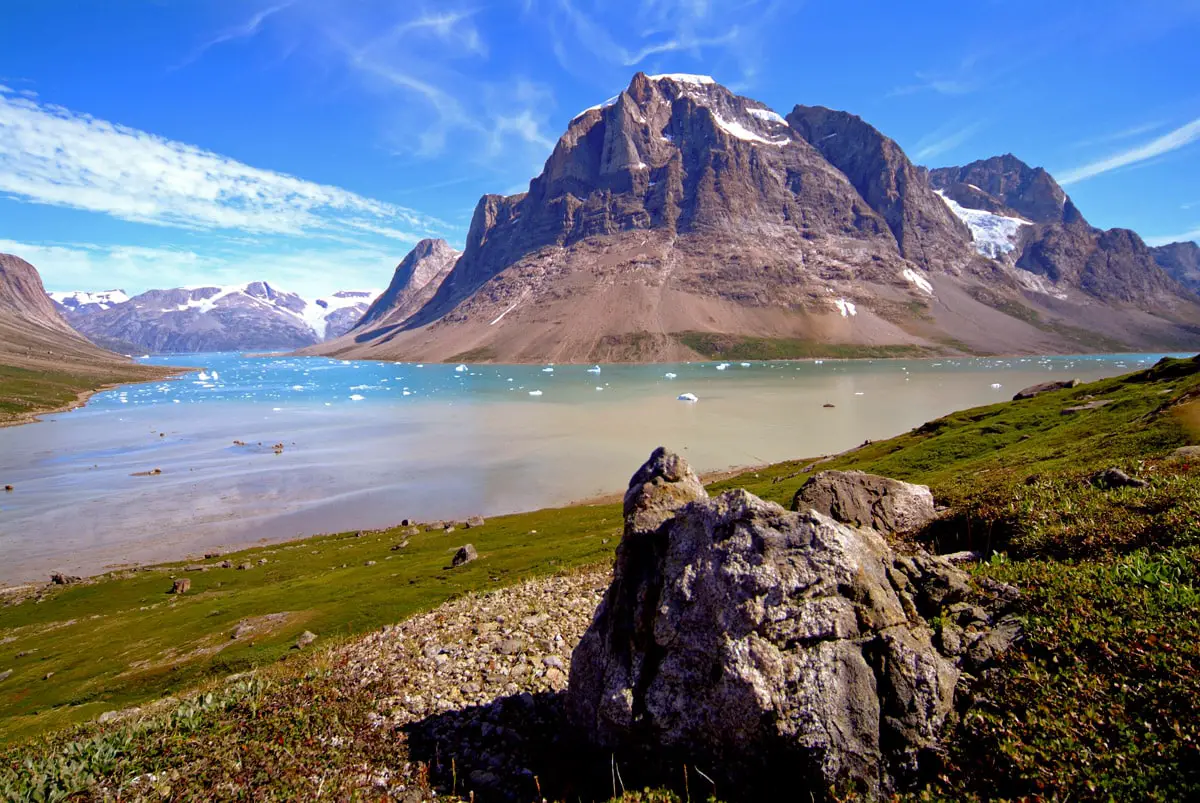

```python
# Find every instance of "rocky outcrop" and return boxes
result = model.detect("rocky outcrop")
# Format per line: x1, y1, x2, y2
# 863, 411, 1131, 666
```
1153, 241, 1200, 294
353, 239, 460, 333
1012, 378, 1081, 400
791, 469, 937, 535
567, 449, 1019, 798
0, 253, 76, 333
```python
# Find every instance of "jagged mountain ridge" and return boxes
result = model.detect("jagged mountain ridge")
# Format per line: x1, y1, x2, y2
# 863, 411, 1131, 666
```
353, 239, 460, 332
59, 282, 381, 353
308, 72, 1200, 363
1152, 241, 1200, 294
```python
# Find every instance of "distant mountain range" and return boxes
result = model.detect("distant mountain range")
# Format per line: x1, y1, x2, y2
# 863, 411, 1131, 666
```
49, 283, 381, 353
304, 72, 1200, 363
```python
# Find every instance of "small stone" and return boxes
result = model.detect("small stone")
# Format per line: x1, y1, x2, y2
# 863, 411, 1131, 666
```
443, 525, 456, 534
391, 540, 410, 551
50, 572, 82, 585
237, 563, 252, 570
1012, 378, 1080, 400
171, 578, 191, 594
498, 638, 524, 655
466, 515, 486, 528
365, 560, 377, 566
43, 672, 54, 680
295, 631, 318, 649
4, 485, 13, 492
0, 669, 11, 683
822, 403, 835, 408
220, 560, 232, 569
1171, 445, 1200, 461
257, 558, 268, 565
1093, 467, 1148, 489
204, 552, 222, 559
542, 655, 565, 670
452, 544, 478, 567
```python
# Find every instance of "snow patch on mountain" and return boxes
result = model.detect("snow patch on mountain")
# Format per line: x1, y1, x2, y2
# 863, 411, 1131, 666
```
712, 112, 790, 146
902, 268, 935, 295
935, 190, 1031, 259
48, 289, 129, 310
747, 107, 787, 125
648, 74, 716, 86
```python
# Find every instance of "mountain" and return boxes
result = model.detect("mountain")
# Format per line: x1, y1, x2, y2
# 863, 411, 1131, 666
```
929, 157, 1191, 308
58, 282, 381, 353
310, 73, 1200, 363
353, 239, 459, 332
0, 253, 170, 422
1153, 241, 1200, 294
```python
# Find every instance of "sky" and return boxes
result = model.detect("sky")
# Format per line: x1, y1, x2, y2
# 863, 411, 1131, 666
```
1, 0, 1199, 298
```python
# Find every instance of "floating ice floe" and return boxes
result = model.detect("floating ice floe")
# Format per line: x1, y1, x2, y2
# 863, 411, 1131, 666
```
664, 372, 678, 379
197, 371, 210, 381
814, 360, 824, 365
291, 385, 305, 391
273, 407, 283, 411
595, 386, 604, 391
855, 392, 865, 396
716, 363, 730, 371
542, 367, 554, 373
740, 362, 752, 367
677, 392, 699, 402
991, 383, 1003, 389
349, 394, 365, 401
529, 390, 543, 396
587, 365, 602, 374
211, 370, 219, 380
454, 364, 468, 372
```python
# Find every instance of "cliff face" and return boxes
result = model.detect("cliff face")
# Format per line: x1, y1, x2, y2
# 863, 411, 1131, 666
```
308, 74, 1200, 363
355, 239, 460, 332
1153, 241, 1200, 294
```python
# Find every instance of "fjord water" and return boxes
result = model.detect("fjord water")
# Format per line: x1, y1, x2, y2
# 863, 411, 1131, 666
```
0, 353, 1178, 584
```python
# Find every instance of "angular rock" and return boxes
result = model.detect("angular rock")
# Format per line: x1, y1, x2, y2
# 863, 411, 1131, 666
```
466, 515, 486, 528
1012, 378, 1080, 400
1092, 467, 1148, 489
452, 544, 478, 567
568, 449, 1016, 798
792, 469, 936, 535
171, 578, 191, 594
50, 572, 82, 585
295, 631, 318, 649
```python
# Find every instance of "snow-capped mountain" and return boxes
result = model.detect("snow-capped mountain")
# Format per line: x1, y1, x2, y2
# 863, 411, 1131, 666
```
48, 289, 130, 312
55, 282, 381, 353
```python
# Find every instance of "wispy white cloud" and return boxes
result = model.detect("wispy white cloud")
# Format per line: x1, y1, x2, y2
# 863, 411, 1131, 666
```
889, 71, 978, 98
913, 122, 984, 162
0, 238, 401, 298
1143, 227, 1200, 247
1058, 117, 1200, 185
1070, 121, 1164, 149
0, 86, 442, 242
175, 1, 295, 69
319, 5, 559, 172
540, 0, 785, 90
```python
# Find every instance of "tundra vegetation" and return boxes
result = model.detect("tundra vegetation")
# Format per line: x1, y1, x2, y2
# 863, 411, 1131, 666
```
2, 356, 1198, 800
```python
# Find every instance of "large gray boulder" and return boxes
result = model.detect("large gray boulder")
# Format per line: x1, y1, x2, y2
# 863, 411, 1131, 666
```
792, 469, 936, 535
1012, 378, 1080, 400
568, 448, 1017, 798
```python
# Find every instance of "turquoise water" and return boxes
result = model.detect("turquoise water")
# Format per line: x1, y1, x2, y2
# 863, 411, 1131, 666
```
0, 352, 1182, 584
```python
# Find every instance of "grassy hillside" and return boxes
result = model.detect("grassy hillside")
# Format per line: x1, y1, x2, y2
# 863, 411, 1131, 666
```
2, 356, 1199, 800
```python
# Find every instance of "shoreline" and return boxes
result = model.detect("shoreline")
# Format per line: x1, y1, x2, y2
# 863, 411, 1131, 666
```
0, 364, 188, 430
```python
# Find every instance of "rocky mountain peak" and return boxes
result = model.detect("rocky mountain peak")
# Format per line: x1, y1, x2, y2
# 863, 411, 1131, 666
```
929, 155, 1083, 226
0, 252, 73, 332
787, 105, 973, 270
354, 238, 461, 332
1152, 241, 1200, 294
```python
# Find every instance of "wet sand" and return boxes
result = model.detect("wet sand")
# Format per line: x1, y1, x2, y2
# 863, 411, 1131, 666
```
0, 354, 1167, 584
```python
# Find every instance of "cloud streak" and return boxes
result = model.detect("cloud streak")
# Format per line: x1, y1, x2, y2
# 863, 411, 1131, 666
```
913, 122, 984, 162
175, 1, 295, 69
1058, 117, 1200, 185
0, 87, 442, 243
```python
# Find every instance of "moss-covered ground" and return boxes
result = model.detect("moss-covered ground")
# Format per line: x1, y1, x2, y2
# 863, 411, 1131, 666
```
3, 356, 1199, 800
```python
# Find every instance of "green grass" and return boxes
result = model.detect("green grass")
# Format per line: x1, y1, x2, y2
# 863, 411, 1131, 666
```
3, 356, 1199, 800
672, 331, 936, 360
0, 364, 172, 424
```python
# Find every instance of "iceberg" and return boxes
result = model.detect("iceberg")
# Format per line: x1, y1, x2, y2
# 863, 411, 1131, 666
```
454, 364, 468, 372
677, 392, 699, 402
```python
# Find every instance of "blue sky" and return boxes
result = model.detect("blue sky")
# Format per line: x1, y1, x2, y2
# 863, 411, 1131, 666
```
1, 0, 1199, 297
